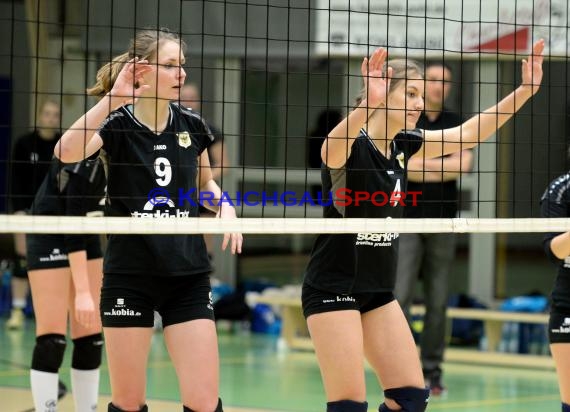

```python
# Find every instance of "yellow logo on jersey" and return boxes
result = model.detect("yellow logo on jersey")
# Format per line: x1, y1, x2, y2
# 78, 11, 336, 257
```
177, 132, 191, 148
396, 152, 405, 168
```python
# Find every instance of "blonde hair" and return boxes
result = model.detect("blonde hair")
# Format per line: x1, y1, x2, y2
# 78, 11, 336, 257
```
87, 28, 186, 97
355, 59, 424, 107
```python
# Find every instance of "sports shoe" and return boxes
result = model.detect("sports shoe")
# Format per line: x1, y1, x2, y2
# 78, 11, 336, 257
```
6, 308, 24, 330
426, 373, 447, 396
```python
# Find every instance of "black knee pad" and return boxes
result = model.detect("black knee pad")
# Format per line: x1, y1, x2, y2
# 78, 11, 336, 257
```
379, 387, 429, 412
327, 400, 368, 412
12, 255, 28, 278
183, 398, 223, 412
72, 333, 103, 370
31, 334, 67, 373
562, 402, 570, 412
108, 403, 148, 412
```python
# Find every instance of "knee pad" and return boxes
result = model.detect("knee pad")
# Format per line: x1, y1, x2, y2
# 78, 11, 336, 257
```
72, 333, 103, 370
327, 400, 368, 412
31, 334, 66, 373
12, 256, 28, 278
183, 398, 223, 412
562, 403, 570, 412
379, 387, 429, 412
108, 403, 148, 412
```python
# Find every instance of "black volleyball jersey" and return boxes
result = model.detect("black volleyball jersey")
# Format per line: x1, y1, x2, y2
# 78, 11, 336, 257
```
540, 173, 570, 310
11, 131, 60, 212
304, 129, 423, 294
97, 102, 214, 276
30, 157, 106, 253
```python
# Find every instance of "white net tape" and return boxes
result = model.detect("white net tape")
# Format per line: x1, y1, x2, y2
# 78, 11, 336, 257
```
1, 215, 570, 234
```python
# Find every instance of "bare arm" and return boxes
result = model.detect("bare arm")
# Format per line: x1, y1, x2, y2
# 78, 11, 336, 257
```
322, 101, 372, 168
198, 151, 243, 254
408, 150, 473, 182
415, 40, 544, 160
68, 250, 96, 327
322, 48, 391, 168
198, 150, 216, 209
55, 58, 153, 163
549, 232, 570, 260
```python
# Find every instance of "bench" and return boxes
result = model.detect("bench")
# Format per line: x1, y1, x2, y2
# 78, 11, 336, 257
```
255, 295, 553, 369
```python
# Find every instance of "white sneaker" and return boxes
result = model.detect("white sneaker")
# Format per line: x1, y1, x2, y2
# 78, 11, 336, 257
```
6, 308, 24, 330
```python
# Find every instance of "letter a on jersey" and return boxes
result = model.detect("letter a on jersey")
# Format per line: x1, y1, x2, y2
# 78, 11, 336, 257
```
177, 132, 191, 148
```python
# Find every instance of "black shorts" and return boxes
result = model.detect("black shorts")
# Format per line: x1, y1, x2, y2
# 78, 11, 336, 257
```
302, 283, 395, 318
26, 234, 102, 270
549, 309, 570, 344
100, 272, 214, 328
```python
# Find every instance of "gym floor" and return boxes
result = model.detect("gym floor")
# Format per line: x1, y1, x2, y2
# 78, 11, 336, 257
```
0, 316, 561, 412
0, 249, 562, 411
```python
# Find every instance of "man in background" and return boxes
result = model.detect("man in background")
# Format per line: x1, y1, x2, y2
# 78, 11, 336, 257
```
180, 83, 228, 182
395, 63, 473, 394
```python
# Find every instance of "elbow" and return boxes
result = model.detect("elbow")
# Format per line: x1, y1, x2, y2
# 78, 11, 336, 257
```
54, 140, 82, 163
320, 142, 336, 168
54, 144, 75, 163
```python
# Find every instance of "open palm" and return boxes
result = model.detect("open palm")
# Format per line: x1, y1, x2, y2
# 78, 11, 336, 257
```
110, 58, 153, 104
521, 39, 545, 95
361, 48, 392, 109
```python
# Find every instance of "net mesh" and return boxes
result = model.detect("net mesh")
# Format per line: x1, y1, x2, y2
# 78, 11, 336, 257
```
1, 1, 569, 233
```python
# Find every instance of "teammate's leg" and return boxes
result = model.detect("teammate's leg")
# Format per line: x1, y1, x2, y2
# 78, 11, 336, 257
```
7, 233, 29, 329
307, 310, 368, 412
104, 327, 153, 410
362, 300, 428, 411
165, 319, 222, 411
69, 257, 104, 412
28, 267, 72, 411
551, 343, 570, 411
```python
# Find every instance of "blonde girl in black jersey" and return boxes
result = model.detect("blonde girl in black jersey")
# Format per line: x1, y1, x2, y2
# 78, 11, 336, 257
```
304, 41, 544, 412
55, 28, 242, 412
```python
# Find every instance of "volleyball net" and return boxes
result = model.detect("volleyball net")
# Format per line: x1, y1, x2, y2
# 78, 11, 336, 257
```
1, 0, 570, 235
0, 215, 570, 235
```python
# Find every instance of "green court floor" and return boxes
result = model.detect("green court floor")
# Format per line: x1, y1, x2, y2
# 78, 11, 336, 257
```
0, 317, 562, 412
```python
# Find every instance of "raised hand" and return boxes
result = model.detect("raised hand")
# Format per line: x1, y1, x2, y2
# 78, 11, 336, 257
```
110, 57, 153, 105
361, 48, 392, 109
521, 39, 545, 95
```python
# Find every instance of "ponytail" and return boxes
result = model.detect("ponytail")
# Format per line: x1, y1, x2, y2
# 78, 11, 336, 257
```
86, 52, 130, 97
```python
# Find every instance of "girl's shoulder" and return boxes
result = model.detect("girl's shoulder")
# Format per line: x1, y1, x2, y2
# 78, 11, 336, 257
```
170, 101, 201, 121
541, 172, 570, 203
100, 106, 131, 129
